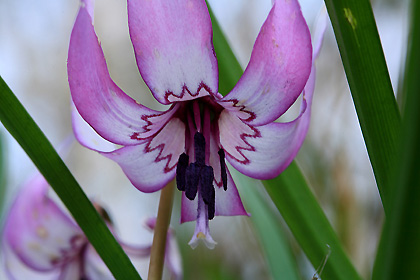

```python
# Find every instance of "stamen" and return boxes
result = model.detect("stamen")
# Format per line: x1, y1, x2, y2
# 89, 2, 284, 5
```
186, 108, 196, 150
180, 105, 218, 224
203, 106, 211, 161
218, 149, 228, 191
194, 132, 206, 165
176, 153, 189, 191
207, 187, 215, 220
200, 166, 214, 206
193, 101, 201, 132
185, 163, 199, 200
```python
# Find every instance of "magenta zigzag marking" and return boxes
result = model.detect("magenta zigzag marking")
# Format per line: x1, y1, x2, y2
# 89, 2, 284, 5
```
142, 136, 176, 174
163, 82, 213, 103
218, 98, 260, 166
129, 106, 175, 141
226, 123, 261, 166
214, 177, 223, 188
219, 98, 256, 122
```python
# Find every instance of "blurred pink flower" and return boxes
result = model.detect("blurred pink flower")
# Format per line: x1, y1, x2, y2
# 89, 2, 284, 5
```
68, 0, 313, 248
1, 174, 182, 280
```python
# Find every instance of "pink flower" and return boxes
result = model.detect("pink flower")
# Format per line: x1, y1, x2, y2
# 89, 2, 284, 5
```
68, 0, 313, 248
1, 174, 182, 279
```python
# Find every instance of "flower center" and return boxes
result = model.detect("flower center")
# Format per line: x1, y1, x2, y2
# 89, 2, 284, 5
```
175, 98, 228, 221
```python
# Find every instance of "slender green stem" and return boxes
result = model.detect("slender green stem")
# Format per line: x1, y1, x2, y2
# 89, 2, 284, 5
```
148, 180, 175, 280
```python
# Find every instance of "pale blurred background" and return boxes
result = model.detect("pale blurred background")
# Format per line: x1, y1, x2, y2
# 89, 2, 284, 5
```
0, 0, 407, 279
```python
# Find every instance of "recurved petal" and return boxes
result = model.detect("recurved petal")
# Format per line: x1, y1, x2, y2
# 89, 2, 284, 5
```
180, 193, 196, 223
68, 4, 166, 146
208, 133, 248, 217
144, 217, 182, 279
81, 0, 95, 20
165, 233, 183, 280
57, 260, 84, 280
221, 0, 312, 126
128, 0, 218, 104
118, 242, 151, 259
2, 241, 59, 280
83, 246, 114, 280
102, 118, 186, 193
4, 175, 85, 272
219, 68, 314, 179
214, 169, 248, 217
71, 102, 117, 153
312, 9, 328, 60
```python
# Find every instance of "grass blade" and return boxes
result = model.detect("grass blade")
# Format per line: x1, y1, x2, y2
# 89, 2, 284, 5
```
372, 0, 420, 278
235, 172, 300, 280
0, 76, 141, 280
264, 162, 362, 280
323, 0, 401, 212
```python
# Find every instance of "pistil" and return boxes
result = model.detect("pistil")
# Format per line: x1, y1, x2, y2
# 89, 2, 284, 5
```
188, 190, 216, 249
192, 101, 201, 132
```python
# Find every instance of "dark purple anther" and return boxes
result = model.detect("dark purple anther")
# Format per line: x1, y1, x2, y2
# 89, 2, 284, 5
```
218, 149, 228, 191
185, 163, 199, 200
176, 153, 189, 191
207, 186, 215, 220
200, 165, 214, 205
194, 132, 206, 165
200, 166, 215, 220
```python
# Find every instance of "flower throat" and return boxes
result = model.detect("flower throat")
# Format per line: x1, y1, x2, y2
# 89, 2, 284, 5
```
175, 100, 228, 220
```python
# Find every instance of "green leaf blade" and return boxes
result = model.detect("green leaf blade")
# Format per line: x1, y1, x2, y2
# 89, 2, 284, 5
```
373, 0, 420, 278
323, 0, 401, 213
235, 172, 300, 280
264, 162, 362, 280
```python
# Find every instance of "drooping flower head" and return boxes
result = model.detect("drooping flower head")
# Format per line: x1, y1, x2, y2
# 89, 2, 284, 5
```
68, 0, 313, 248
1, 174, 182, 279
